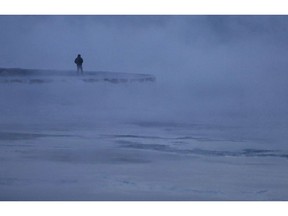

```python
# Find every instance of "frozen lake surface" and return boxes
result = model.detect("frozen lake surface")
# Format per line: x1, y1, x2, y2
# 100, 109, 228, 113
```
0, 69, 288, 201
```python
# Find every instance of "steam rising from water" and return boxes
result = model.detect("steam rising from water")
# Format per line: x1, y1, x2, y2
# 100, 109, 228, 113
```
1, 16, 288, 201
0, 15, 288, 129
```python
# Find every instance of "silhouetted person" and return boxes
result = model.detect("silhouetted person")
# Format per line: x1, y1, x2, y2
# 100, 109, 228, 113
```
74, 54, 84, 74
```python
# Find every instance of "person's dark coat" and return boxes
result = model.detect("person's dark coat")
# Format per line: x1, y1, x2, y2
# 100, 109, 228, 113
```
74, 55, 83, 66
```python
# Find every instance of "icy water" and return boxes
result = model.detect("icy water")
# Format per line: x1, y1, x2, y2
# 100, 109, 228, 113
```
0, 70, 288, 201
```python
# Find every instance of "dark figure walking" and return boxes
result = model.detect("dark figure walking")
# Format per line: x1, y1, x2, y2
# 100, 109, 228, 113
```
74, 54, 84, 74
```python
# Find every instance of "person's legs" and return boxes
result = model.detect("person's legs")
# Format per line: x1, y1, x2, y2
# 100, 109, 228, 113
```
76, 65, 83, 74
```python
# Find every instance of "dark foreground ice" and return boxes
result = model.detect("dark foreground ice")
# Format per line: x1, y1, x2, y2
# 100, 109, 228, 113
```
0, 69, 288, 201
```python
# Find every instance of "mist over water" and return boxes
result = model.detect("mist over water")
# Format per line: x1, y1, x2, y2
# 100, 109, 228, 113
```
1, 16, 288, 127
1, 16, 288, 200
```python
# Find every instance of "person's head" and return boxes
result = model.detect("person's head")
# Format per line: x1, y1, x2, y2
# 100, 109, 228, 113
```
77, 54, 81, 57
